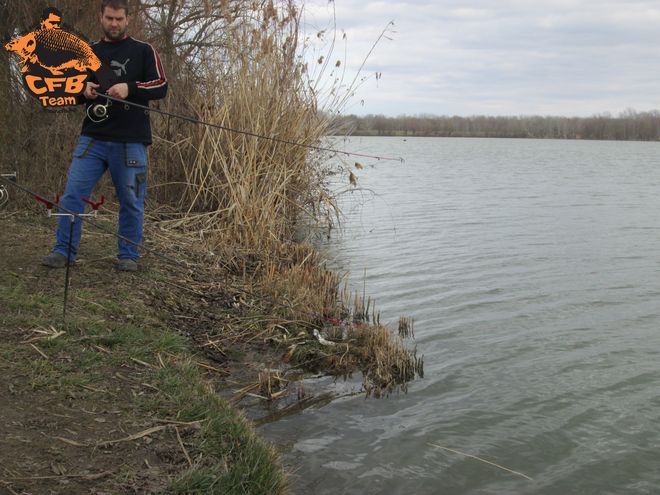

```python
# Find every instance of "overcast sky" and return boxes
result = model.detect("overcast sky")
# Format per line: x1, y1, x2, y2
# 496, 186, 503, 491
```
301, 0, 660, 117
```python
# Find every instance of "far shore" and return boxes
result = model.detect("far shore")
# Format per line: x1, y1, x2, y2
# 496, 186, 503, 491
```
331, 111, 660, 141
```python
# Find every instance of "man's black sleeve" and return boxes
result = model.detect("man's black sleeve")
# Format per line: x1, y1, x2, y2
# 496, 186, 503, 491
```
127, 43, 168, 101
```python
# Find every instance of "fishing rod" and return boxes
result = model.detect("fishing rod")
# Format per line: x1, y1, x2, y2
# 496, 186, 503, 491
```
90, 94, 405, 163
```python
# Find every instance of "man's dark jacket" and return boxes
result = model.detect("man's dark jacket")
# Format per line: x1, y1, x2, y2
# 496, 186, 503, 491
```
82, 36, 168, 145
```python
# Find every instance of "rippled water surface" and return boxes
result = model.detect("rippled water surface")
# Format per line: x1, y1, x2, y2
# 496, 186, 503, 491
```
260, 137, 660, 494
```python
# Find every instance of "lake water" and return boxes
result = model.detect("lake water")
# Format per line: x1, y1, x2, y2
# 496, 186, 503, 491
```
260, 137, 660, 494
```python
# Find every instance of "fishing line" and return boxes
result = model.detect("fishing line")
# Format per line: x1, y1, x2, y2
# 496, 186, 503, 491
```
95, 94, 405, 163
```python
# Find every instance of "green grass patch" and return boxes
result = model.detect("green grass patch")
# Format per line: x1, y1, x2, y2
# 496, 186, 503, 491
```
1, 262, 287, 495
148, 361, 287, 495
0, 275, 58, 321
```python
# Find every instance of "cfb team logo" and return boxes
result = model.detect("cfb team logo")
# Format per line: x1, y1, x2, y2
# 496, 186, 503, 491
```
4, 7, 100, 110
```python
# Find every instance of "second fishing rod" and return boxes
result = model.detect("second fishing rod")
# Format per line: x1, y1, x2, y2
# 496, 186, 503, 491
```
88, 93, 405, 163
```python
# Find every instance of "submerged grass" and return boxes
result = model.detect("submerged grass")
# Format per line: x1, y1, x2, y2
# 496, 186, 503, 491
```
233, 244, 425, 396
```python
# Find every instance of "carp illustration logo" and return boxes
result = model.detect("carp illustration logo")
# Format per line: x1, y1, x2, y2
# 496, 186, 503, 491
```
4, 7, 101, 109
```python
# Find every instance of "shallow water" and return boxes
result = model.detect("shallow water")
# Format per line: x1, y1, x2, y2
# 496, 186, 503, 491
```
260, 137, 660, 494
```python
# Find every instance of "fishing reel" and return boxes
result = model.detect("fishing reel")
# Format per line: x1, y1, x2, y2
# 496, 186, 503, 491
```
87, 97, 112, 122
0, 184, 8, 208
0, 172, 17, 208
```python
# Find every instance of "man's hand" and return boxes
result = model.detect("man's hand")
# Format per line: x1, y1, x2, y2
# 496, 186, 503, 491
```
106, 83, 129, 100
84, 81, 100, 100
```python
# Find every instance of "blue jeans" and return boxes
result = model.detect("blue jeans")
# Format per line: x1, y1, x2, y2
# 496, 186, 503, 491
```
53, 135, 148, 261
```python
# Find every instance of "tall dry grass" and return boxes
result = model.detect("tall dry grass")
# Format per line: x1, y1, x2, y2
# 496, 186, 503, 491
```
148, 1, 334, 256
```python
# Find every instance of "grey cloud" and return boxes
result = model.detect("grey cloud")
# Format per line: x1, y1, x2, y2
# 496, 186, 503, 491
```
304, 0, 660, 116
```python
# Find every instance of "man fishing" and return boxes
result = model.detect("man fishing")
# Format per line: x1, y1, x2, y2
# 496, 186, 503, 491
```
42, 0, 167, 271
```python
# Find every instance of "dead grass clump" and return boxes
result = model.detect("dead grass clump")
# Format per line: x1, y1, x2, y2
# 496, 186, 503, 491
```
258, 368, 287, 401
258, 244, 341, 320
398, 316, 414, 339
287, 321, 424, 398
278, 288, 424, 397
355, 324, 424, 398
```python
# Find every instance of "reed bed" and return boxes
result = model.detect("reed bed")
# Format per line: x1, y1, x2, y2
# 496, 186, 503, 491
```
147, 0, 334, 255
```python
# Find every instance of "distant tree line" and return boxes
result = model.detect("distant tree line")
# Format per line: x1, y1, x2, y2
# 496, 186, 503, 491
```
333, 110, 660, 141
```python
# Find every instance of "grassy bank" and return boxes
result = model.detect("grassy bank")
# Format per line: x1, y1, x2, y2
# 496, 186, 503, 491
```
0, 215, 286, 494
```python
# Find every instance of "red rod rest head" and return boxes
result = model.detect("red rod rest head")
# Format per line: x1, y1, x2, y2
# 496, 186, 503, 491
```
81, 195, 105, 211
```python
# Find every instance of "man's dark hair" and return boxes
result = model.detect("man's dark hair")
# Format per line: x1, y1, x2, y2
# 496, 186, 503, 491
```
41, 7, 62, 21
101, 0, 129, 15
